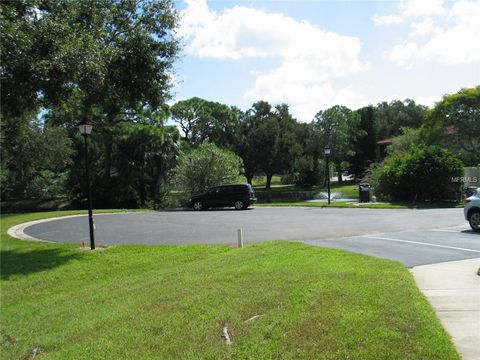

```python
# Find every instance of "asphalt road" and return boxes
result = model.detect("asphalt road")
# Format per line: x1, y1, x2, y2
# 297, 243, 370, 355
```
23, 207, 479, 266
305, 226, 480, 267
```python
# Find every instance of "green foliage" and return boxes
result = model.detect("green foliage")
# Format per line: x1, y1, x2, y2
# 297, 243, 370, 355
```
426, 86, 480, 165
63, 123, 180, 209
349, 106, 377, 179
233, 102, 303, 188
173, 142, 243, 196
171, 97, 237, 148
261, 104, 303, 188
232, 102, 268, 184
310, 105, 361, 181
292, 155, 325, 187
24, 171, 69, 200
375, 99, 427, 139
367, 146, 464, 202
114, 124, 180, 207
387, 127, 424, 156
0, 118, 73, 200
1, 0, 180, 209
1, 0, 179, 117
281, 173, 299, 185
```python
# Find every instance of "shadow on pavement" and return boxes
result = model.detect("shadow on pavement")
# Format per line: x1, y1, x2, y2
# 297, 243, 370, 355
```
461, 229, 480, 235
156, 208, 255, 212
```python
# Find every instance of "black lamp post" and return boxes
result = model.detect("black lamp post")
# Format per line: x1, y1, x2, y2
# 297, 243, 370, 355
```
78, 120, 95, 250
324, 147, 331, 205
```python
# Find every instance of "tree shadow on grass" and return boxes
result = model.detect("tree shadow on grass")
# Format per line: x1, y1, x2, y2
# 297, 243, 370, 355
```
0, 248, 82, 280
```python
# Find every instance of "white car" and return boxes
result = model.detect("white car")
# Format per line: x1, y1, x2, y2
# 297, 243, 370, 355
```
464, 187, 480, 232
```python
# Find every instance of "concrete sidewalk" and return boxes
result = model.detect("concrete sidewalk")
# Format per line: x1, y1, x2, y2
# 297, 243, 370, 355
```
411, 258, 480, 360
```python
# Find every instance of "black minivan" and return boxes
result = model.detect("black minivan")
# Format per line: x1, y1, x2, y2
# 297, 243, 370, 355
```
188, 184, 257, 210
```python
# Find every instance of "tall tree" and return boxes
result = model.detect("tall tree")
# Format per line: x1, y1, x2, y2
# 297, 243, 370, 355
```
349, 106, 376, 180
232, 106, 261, 184
1, 0, 180, 195
171, 97, 237, 148
230, 102, 267, 186
304, 123, 325, 179
234, 102, 301, 189
0, 116, 73, 199
311, 105, 360, 183
374, 99, 427, 140
115, 124, 180, 207
261, 104, 302, 189
171, 97, 207, 141
425, 86, 480, 165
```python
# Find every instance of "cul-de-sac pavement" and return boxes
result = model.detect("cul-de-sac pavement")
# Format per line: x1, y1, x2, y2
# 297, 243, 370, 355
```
19, 207, 479, 267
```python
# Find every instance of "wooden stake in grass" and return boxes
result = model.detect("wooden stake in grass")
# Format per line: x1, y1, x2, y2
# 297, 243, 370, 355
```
222, 325, 233, 345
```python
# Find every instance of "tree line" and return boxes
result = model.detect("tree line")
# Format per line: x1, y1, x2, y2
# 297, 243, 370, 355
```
1, 1, 478, 208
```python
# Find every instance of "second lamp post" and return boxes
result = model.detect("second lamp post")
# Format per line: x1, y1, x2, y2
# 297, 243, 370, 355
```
324, 147, 331, 205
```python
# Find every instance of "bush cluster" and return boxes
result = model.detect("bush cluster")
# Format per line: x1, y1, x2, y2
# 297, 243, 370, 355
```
366, 146, 463, 202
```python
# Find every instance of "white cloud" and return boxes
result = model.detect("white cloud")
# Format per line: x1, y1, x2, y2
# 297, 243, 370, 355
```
179, 0, 364, 74
179, 0, 367, 121
384, 1, 480, 67
372, 14, 404, 26
409, 18, 439, 37
386, 42, 419, 68
244, 67, 367, 121
400, 0, 446, 18
373, 0, 445, 26
282, 84, 367, 122
415, 95, 440, 108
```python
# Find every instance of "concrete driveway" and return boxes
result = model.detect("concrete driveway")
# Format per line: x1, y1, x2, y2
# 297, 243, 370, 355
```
21, 207, 479, 266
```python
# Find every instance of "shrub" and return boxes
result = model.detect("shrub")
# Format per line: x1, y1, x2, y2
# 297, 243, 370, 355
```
366, 146, 463, 202
291, 156, 325, 187
295, 170, 323, 187
281, 173, 299, 185
24, 171, 68, 200
172, 142, 243, 197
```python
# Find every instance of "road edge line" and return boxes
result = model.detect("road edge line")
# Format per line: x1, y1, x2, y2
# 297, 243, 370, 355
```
6, 212, 139, 243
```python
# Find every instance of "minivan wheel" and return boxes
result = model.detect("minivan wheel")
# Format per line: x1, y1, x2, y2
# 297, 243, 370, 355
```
234, 200, 245, 210
193, 201, 203, 211
469, 210, 480, 232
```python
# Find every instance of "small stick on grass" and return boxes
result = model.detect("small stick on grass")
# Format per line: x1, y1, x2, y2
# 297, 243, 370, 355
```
244, 314, 264, 322
24, 347, 40, 360
222, 325, 232, 345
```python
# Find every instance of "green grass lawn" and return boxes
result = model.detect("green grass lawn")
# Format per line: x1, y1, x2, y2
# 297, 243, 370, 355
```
1, 212, 459, 359
250, 175, 283, 187
254, 181, 358, 196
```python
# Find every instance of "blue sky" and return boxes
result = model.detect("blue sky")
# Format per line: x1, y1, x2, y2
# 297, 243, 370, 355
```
172, 0, 480, 121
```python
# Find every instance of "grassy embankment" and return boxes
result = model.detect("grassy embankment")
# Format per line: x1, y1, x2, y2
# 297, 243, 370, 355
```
0, 211, 459, 359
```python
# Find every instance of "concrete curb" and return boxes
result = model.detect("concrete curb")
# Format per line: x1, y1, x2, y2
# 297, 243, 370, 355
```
6, 212, 139, 243
411, 258, 480, 360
